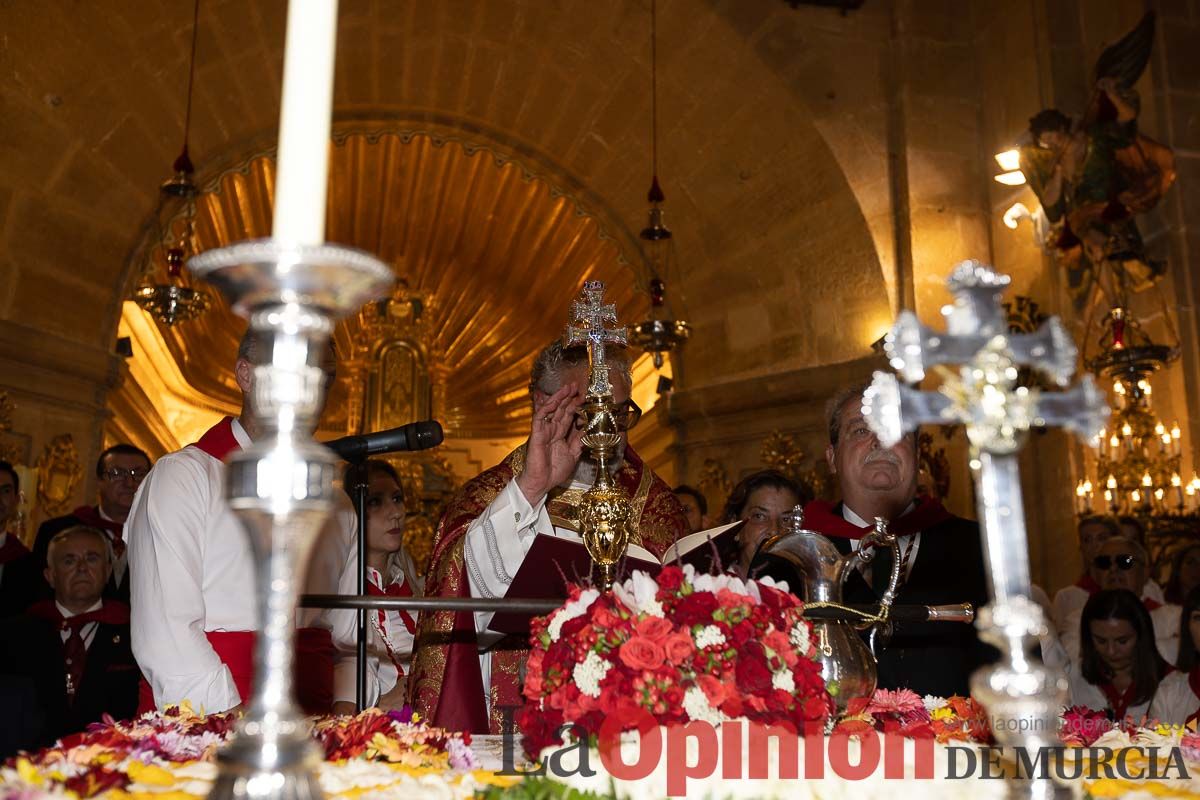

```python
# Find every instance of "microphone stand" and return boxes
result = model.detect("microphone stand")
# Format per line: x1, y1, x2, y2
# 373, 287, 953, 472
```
348, 460, 369, 713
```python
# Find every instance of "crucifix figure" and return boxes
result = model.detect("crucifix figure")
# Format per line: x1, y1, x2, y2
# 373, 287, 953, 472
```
863, 260, 1108, 794
566, 280, 628, 399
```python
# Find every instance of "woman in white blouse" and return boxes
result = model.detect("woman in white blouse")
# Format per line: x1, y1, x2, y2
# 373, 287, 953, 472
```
331, 460, 424, 714
1151, 587, 1200, 726
1068, 589, 1168, 723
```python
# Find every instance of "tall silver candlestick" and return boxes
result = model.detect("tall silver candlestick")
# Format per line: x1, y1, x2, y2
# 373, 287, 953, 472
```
190, 240, 392, 800
862, 261, 1108, 799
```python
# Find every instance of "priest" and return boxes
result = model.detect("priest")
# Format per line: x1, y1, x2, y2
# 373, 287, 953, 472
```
127, 330, 352, 714
409, 340, 688, 733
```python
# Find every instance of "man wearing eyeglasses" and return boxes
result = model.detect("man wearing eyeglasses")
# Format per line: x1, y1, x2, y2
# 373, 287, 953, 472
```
31, 445, 152, 604
410, 339, 689, 733
1059, 536, 1181, 666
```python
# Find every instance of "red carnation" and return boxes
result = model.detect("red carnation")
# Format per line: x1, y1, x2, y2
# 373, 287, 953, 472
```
619, 636, 666, 671
675, 592, 718, 625
735, 641, 772, 693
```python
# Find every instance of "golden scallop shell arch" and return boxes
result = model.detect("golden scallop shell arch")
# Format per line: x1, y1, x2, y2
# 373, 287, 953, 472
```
146, 126, 649, 441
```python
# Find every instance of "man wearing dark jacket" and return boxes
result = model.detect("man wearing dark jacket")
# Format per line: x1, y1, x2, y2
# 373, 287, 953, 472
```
759, 384, 991, 697
0, 526, 140, 754
31, 444, 151, 603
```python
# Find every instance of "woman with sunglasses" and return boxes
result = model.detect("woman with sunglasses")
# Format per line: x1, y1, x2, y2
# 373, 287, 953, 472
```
1061, 536, 1181, 665
1069, 589, 1169, 722
1150, 586, 1200, 725
330, 460, 423, 715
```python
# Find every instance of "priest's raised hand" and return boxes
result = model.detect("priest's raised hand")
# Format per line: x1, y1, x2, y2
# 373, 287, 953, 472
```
515, 381, 585, 506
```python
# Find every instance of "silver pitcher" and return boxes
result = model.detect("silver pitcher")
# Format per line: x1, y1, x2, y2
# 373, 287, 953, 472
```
759, 506, 900, 713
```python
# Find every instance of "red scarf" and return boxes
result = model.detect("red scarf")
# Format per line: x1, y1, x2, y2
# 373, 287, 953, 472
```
1143, 596, 1163, 612
193, 417, 241, 461
1099, 681, 1137, 722
1075, 574, 1102, 594
27, 598, 130, 629
801, 496, 953, 540
0, 533, 29, 565
366, 574, 417, 636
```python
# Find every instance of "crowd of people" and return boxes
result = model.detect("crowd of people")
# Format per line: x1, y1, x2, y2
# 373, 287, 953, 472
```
2, 329, 1199, 754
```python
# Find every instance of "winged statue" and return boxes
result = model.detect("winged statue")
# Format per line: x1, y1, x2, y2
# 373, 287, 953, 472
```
1017, 12, 1176, 309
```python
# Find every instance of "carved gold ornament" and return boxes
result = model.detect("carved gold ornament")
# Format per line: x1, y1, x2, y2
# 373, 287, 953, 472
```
35, 434, 82, 516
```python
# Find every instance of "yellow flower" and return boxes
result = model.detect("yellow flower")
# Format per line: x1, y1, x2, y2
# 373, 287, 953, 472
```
931, 706, 955, 722
127, 760, 178, 787
15, 758, 43, 786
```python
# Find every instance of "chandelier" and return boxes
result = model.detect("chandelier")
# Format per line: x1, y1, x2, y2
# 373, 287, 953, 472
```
131, 0, 211, 326
628, 0, 690, 370
1074, 306, 1198, 517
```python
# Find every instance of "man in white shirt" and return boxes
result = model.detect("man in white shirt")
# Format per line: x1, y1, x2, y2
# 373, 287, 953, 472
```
127, 329, 352, 714
409, 340, 688, 733
0, 526, 138, 751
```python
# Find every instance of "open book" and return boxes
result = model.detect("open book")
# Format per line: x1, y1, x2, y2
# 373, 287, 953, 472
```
487, 521, 743, 635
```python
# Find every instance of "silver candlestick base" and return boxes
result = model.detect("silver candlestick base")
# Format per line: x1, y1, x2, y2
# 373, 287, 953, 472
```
190, 240, 392, 800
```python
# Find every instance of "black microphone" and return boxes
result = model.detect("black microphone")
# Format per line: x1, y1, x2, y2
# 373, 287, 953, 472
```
324, 421, 444, 461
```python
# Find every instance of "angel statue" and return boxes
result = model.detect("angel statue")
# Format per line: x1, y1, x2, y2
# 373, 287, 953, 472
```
1017, 12, 1176, 310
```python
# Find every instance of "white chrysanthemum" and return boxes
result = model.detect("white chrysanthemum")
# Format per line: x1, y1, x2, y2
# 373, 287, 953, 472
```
573, 651, 612, 698
547, 588, 600, 641
789, 621, 811, 653
772, 669, 796, 693
683, 685, 728, 725
922, 694, 948, 713
694, 625, 726, 649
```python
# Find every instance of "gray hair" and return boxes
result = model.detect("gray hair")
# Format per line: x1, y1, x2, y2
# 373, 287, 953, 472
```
237, 327, 261, 365
47, 525, 113, 567
825, 383, 870, 446
529, 340, 632, 396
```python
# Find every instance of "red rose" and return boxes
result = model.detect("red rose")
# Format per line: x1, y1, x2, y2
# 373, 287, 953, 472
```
675, 592, 718, 625
730, 620, 755, 647
662, 632, 695, 664
657, 566, 684, 592
619, 636, 666, 671
635, 616, 674, 642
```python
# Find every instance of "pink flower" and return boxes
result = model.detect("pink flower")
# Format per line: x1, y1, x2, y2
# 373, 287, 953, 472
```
696, 674, 727, 707
868, 688, 927, 722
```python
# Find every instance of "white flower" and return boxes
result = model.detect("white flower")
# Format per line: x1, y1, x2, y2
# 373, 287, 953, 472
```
694, 625, 726, 649
547, 588, 599, 641
772, 669, 796, 693
573, 651, 612, 698
613, 570, 664, 617
789, 621, 811, 653
922, 695, 948, 713
683, 685, 728, 725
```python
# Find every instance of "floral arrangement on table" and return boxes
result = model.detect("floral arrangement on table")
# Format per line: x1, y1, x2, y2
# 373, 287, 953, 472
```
517, 564, 835, 758
0, 704, 514, 800
833, 689, 992, 744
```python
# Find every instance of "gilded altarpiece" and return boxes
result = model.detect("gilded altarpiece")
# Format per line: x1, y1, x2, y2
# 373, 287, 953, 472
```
343, 285, 458, 572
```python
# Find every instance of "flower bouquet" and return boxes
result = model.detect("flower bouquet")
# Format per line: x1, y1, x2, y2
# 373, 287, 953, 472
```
517, 564, 834, 757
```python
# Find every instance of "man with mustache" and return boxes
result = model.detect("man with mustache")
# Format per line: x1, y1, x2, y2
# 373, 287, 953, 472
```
797, 383, 992, 697
409, 339, 688, 733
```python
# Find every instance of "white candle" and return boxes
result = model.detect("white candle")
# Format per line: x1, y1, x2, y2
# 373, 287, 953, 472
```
273, 0, 340, 245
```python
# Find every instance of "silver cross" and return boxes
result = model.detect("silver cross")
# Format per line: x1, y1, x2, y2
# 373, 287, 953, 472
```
565, 280, 628, 397
861, 260, 1109, 769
